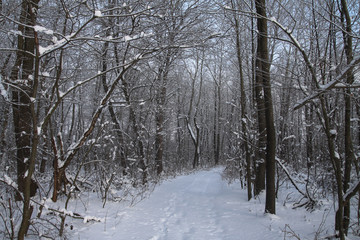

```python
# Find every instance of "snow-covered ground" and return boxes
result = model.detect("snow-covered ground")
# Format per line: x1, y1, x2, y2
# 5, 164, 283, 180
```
58, 167, 357, 240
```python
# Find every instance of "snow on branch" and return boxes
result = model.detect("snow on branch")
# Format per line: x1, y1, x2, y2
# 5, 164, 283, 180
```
36, 4, 155, 57
0, 75, 8, 100
264, 16, 360, 111
61, 53, 148, 170
0, 175, 22, 200
294, 55, 360, 110
37, 11, 99, 57
31, 198, 103, 223
1, 175, 18, 190
276, 158, 317, 210
94, 10, 102, 17
37, 58, 137, 137
187, 121, 196, 142
275, 158, 306, 198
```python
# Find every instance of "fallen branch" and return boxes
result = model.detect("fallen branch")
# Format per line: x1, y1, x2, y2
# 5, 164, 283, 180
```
276, 158, 316, 209
276, 158, 306, 196
31, 198, 103, 223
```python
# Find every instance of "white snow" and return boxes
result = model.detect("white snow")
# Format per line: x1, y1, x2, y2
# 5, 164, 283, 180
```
187, 122, 196, 141
37, 126, 42, 136
0, 75, 8, 100
57, 158, 65, 168
330, 129, 337, 135
38, 33, 75, 56
60, 208, 74, 217
41, 71, 50, 77
57, 167, 345, 240
94, 10, 102, 17
282, 135, 295, 141
34, 25, 54, 35
123, 35, 132, 42
58, 91, 65, 98
9, 30, 23, 36
3, 175, 18, 189
269, 16, 277, 22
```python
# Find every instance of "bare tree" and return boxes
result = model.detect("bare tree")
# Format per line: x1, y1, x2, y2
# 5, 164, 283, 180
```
184, 49, 205, 168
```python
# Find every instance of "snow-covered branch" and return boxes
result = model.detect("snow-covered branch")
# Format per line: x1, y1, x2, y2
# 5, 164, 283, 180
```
293, 55, 360, 110
31, 198, 103, 223
263, 16, 360, 111
61, 53, 146, 169
275, 158, 307, 198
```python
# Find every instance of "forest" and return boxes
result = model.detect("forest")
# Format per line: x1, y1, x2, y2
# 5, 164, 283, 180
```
0, 0, 360, 239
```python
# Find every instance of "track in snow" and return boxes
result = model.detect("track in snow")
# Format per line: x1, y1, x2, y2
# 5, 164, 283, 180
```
70, 167, 335, 240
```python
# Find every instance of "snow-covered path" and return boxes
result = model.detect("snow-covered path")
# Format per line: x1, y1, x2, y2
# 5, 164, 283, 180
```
69, 167, 336, 240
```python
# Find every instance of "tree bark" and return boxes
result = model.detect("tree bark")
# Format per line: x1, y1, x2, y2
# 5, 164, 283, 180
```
255, 0, 276, 214
154, 51, 171, 175
10, 0, 39, 201
253, 2, 266, 198
339, 0, 354, 234
155, 75, 166, 175
11, 1, 41, 238
231, 0, 252, 200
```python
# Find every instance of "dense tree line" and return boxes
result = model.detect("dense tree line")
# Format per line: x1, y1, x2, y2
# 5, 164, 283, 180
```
0, 0, 359, 239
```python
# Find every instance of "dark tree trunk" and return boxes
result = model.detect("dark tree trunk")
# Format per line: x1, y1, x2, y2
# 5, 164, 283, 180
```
155, 100, 165, 175
231, 0, 252, 200
213, 77, 221, 166
255, 0, 276, 214
154, 53, 171, 176
305, 104, 313, 167
10, 0, 39, 201
340, 0, 354, 235
253, 8, 266, 197
10, 1, 41, 238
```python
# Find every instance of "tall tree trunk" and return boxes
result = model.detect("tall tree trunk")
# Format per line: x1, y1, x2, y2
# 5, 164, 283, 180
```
187, 51, 205, 169
255, 0, 276, 214
340, 0, 354, 235
305, 104, 313, 169
155, 70, 167, 175
10, 0, 39, 201
101, 41, 127, 174
231, 0, 252, 200
253, 4, 266, 198
250, 0, 265, 197
212, 59, 223, 166
10, 1, 41, 238
154, 52, 171, 175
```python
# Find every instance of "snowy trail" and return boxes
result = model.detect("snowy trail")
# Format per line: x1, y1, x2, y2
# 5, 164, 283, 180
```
69, 167, 336, 240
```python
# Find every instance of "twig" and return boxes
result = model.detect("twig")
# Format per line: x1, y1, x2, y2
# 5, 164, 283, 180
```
8, 198, 15, 240
282, 224, 301, 240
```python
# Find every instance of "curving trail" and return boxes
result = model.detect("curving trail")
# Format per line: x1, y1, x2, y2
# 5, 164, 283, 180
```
71, 167, 334, 240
